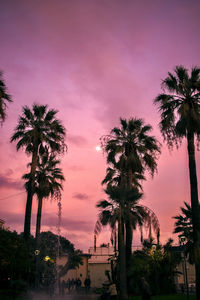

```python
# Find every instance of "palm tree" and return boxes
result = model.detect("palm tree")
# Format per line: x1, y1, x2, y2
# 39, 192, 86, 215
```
154, 65, 200, 298
0, 71, 12, 124
101, 118, 160, 253
173, 202, 199, 264
23, 147, 65, 244
173, 202, 193, 242
101, 118, 161, 180
11, 104, 66, 239
95, 186, 160, 258
100, 118, 160, 299
95, 185, 160, 298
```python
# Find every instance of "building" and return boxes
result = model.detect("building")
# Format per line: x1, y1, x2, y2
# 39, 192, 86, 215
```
57, 253, 91, 286
57, 244, 142, 288
88, 245, 115, 287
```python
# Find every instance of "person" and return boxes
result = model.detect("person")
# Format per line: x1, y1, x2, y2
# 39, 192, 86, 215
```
66, 278, 71, 294
71, 278, 75, 291
61, 280, 65, 296
76, 277, 82, 292
108, 282, 117, 300
140, 277, 151, 300
84, 276, 91, 293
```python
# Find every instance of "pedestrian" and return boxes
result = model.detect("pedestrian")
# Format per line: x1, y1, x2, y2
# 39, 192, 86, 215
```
77, 277, 82, 292
61, 280, 65, 296
66, 278, 71, 294
140, 277, 151, 300
84, 276, 91, 293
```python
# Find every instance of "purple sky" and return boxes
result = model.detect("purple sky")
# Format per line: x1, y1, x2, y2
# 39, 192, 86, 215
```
0, 0, 200, 251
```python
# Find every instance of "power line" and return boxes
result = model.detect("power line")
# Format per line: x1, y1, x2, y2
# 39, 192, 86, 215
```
0, 191, 26, 201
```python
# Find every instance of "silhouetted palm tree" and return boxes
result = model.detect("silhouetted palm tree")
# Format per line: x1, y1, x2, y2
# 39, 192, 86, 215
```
23, 147, 65, 244
0, 71, 12, 124
11, 104, 66, 239
100, 118, 160, 299
95, 186, 160, 259
173, 202, 193, 242
101, 118, 160, 255
101, 118, 160, 179
173, 202, 199, 264
154, 65, 200, 298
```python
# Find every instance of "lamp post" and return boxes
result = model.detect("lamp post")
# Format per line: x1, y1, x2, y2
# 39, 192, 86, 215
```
179, 236, 189, 300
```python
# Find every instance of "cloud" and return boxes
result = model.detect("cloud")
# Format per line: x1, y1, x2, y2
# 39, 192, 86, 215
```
2, 211, 24, 227
2, 211, 94, 233
42, 214, 93, 233
0, 173, 23, 190
68, 134, 88, 147
67, 165, 85, 172
72, 193, 89, 200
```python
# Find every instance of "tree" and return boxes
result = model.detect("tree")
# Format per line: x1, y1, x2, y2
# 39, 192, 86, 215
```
101, 118, 160, 255
173, 202, 193, 242
23, 147, 65, 244
38, 232, 82, 284
100, 118, 160, 299
154, 65, 200, 299
173, 202, 198, 264
0, 71, 12, 124
95, 185, 160, 296
11, 104, 66, 239
128, 238, 181, 296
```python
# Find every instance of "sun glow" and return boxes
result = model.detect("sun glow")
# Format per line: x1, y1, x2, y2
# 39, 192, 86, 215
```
95, 145, 101, 152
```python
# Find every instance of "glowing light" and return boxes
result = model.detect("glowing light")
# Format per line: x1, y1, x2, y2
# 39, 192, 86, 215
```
44, 256, 51, 261
95, 145, 101, 152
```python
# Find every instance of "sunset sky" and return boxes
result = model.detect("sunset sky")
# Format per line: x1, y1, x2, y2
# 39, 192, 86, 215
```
1, 0, 200, 251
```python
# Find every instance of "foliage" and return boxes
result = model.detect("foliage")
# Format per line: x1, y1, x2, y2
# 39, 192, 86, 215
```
0, 228, 34, 291
154, 65, 200, 147
0, 71, 12, 124
173, 202, 193, 241
173, 202, 197, 263
36, 231, 82, 283
0, 229, 82, 292
128, 239, 181, 295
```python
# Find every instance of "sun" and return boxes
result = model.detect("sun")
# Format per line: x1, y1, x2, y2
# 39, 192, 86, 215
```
95, 145, 101, 152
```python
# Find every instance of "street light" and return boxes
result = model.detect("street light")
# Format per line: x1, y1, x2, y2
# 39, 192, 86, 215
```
179, 236, 189, 300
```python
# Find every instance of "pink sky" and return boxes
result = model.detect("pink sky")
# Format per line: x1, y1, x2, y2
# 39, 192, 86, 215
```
0, 0, 200, 251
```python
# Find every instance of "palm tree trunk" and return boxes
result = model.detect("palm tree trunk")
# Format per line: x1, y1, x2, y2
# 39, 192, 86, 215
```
125, 217, 132, 269
36, 196, 43, 245
35, 196, 43, 289
24, 147, 38, 239
187, 131, 200, 299
126, 171, 133, 274
119, 204, 128, 300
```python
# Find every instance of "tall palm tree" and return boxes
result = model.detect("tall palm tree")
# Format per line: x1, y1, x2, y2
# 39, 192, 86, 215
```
154, 65, 200, 298
100, 118, 160, 299
11, 104, 66, 239
0, 71, 12, 124
23, 147, 65, 244
101, 118, 160, 255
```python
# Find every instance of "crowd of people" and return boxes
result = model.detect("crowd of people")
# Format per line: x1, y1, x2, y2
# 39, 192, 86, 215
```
60, 276, 91, 295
